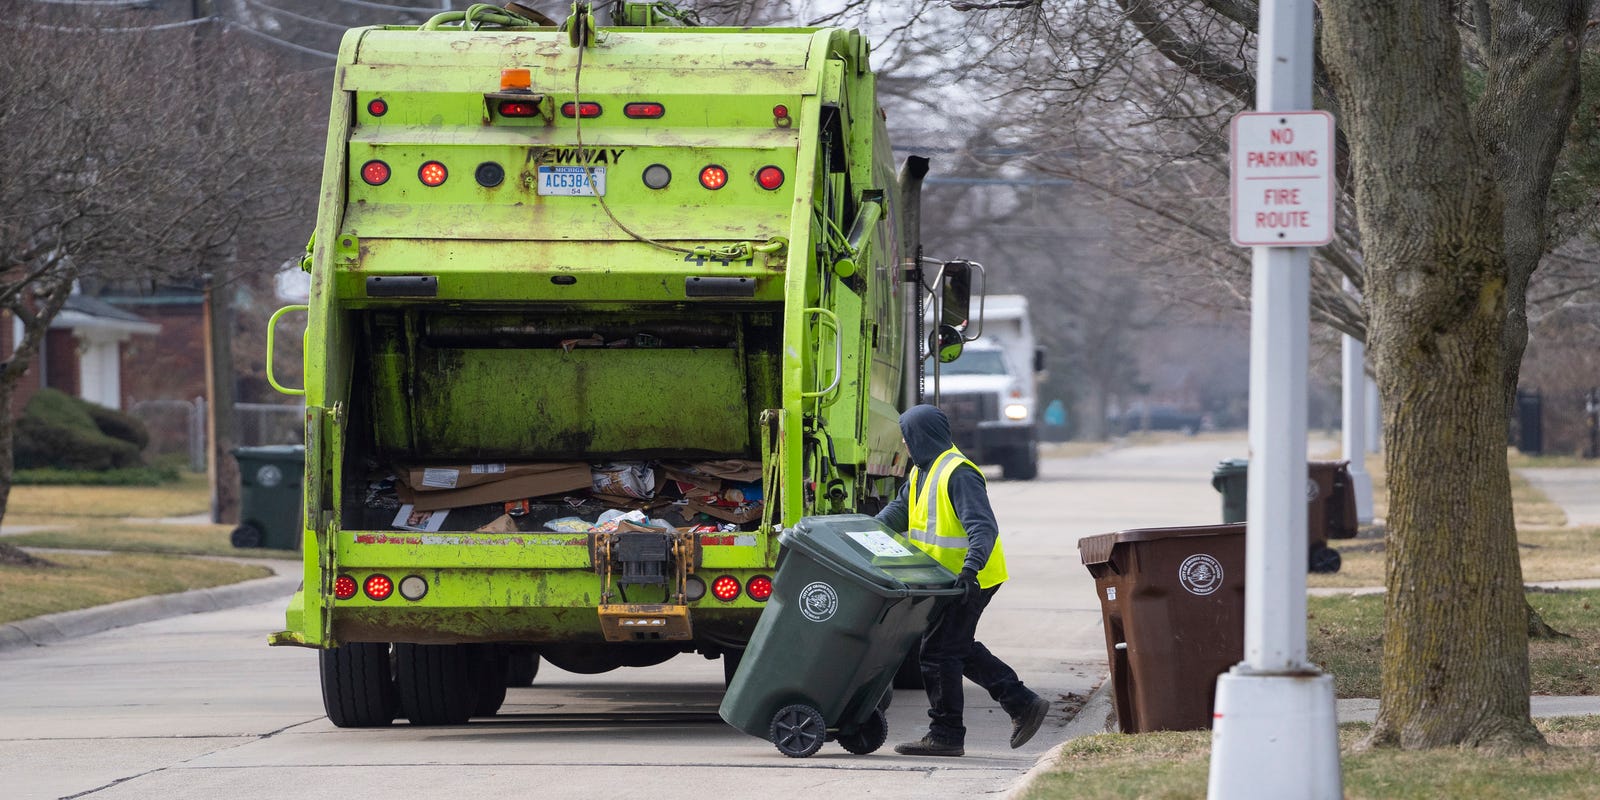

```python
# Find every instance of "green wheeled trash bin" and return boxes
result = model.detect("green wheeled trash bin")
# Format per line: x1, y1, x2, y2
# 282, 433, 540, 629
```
719, 513, 962, 758
230, 445, 305, 550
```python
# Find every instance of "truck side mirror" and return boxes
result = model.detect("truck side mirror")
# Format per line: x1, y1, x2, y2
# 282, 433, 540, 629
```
930, 324, 964, 363
941, 261, 971, 327
1034, 346, 1046, 373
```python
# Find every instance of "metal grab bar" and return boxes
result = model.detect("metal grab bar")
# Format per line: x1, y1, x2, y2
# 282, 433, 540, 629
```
267, 305, 309, 397
801, 307, 843, 400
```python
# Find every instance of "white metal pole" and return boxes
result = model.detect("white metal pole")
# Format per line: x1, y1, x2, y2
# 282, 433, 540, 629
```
1208, 0, 1341, 796
1341, 278, 1374, 523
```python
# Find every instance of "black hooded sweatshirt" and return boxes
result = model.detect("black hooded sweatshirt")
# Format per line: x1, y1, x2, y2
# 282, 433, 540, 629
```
874, 404, 1000, 577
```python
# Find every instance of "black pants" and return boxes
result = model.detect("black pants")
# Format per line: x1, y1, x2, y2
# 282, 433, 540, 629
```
919, 583, 1035, 744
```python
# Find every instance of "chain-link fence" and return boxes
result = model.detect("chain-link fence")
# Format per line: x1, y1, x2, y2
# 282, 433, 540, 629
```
128, 399, 303, 471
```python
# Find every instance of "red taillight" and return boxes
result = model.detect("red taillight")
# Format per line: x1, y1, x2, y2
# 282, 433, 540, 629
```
699, 165, 728, 190
711, 575, 741, 602
756, 166, 784, 190
624, 102, 665, 119
498, 100, 540, 117
367, 99, 388, 117
773, 104, 789, 119
364, 574, 393, 601
334, 575, 358, 600
560, 101, 603, 118
360, 160, 390, 186
746, 575, 773, 601
418, 161, 447, 186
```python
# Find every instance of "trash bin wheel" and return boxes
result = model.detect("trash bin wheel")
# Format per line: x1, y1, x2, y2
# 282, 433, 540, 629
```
1309, 544, 1342, 574
836, 709, 888, 755
769, 703, 827, 758
229, 523, 263, 549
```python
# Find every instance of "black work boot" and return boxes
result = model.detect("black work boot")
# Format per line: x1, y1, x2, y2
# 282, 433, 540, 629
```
894, 735, 964, 757
1010, 696, 1051, 749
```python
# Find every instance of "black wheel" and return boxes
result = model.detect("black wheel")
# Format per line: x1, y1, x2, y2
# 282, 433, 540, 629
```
892, 644, 924, 690
230, 523, 263, 549
319, 642, 397, 728
1002, 446, 1039, 481
722, 648, 744, 687
769, 703, 827, 758
395, 643, 479, 725
837, 709, 889, 755
470, 644, 509, 717
1309, 544, 1342, 574
504, 645, 540, 687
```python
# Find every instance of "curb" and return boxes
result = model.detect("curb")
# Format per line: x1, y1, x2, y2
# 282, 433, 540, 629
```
0, 558, 299, 653
1002, 677, 1114, 800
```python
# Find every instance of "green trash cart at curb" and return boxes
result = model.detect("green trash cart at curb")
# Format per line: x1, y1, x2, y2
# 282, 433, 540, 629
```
231, 445, 305, 550
719, 513, 962, 758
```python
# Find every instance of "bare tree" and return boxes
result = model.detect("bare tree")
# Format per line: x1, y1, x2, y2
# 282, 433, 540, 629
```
797, 0, 1596, 751
0, 11, 319, 530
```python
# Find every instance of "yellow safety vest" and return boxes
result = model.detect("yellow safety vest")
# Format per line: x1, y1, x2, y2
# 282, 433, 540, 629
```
907, 445, 1009, 589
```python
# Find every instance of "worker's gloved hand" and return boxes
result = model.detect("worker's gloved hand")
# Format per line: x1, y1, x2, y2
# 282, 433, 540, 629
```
954, 569, 981, 606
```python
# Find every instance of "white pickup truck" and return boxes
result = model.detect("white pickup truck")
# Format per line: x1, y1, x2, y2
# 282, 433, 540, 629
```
929, 295, 1044, 480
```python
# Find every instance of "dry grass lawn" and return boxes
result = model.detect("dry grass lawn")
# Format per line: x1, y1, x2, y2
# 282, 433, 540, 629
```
1023, 717, 1600, 800
0, 550, 269, 624
5, 472, 210, 524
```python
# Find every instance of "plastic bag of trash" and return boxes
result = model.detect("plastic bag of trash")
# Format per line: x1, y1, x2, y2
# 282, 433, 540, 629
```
544, 516, 595, 533
591, 462, 657, 498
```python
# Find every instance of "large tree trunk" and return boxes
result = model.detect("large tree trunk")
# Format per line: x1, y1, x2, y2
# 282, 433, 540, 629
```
1474, 1, 1588, 408
1322, 0, 1541, 751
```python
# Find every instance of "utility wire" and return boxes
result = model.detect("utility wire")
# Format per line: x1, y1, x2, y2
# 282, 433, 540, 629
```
242, 0, 352, 32
332, 0, 447, 14
16, 15, 213, 32
221, 19, 337, 59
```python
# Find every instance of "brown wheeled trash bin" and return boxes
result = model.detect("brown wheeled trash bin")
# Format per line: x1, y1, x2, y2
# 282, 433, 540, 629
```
1079, 524, 1246, 733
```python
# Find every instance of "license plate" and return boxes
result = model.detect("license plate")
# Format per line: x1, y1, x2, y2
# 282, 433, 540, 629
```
537, 166, 605, 196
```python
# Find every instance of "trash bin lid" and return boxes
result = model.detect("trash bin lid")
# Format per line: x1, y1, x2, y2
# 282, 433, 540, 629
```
1212, 457, 1249, 475
1079, 523, 1246, 566
231, 445, 306, 462
781, 514, 960, 598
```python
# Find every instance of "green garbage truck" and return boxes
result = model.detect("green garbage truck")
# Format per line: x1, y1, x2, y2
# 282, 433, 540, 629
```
265, 3, 979, 727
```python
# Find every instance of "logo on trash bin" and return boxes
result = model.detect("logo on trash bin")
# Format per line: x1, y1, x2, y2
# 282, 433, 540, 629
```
1178, 554, 1224, 596
799, 581, 839, 622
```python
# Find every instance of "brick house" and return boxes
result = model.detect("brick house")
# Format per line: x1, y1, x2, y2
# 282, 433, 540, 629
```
4, 294, 161, 415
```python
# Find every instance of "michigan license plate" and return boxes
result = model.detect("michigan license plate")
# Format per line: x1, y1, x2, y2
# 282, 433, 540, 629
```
537, 166, 605, 196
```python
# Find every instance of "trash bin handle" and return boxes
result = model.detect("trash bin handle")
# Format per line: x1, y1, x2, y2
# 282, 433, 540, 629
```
267, 305, 309, 397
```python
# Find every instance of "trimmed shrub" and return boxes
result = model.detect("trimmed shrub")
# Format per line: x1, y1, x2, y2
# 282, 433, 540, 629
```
14, 389, 145, 471
12, 465, 179, 486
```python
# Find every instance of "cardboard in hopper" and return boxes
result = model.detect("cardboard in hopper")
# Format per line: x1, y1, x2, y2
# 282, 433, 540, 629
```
400, 462, 592, 511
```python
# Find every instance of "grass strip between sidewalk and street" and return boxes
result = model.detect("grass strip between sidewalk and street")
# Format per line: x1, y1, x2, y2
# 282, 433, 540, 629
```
0, 551, 271, 625
1020, 717, 1600, 800
4, 523, 294, 560
1307, 589, 1600, 698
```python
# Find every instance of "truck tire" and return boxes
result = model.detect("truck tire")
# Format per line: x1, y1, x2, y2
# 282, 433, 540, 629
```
320, 642, 398, 728
891, 643, 924, 690
470, 644, 509, 717
504, 644, 540, 687
1002, 447, 1039, 481
722, 648, 744, 686
395, 643, 479, 725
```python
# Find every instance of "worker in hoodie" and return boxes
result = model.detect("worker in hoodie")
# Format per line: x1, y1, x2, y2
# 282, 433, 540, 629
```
876, 403, 1051, 757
